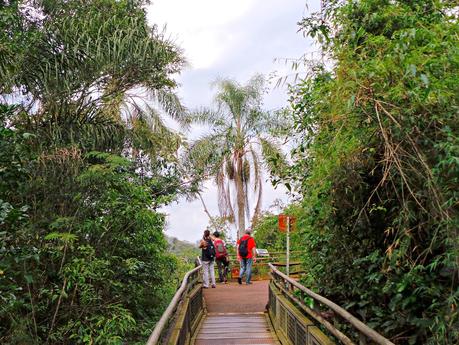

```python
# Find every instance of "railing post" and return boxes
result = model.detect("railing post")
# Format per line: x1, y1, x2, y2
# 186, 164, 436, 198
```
286, 216, 290, 277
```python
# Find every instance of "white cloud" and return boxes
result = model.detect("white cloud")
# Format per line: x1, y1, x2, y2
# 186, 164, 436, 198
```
148, 0, 255, 69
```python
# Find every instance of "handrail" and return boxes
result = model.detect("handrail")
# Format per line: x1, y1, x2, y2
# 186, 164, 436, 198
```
268, 263, 395, 345
146, 261, 202, 345
227, 251, 304, 257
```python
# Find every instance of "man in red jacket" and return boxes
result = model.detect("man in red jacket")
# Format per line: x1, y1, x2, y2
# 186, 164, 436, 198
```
236, 228, 256, 285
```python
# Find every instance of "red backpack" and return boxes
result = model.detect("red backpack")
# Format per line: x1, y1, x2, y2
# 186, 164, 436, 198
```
213, 239, 227, 259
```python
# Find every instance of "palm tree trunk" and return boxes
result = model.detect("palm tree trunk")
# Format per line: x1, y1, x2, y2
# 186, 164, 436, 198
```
235, 153, 245, 238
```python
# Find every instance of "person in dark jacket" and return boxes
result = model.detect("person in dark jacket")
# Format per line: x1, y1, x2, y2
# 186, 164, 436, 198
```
199, 230, 216, 288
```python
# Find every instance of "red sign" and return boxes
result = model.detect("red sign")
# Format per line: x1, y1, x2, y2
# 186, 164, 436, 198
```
278, 214, 296, 233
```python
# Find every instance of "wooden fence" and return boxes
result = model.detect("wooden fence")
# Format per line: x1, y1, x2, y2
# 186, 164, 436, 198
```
146, 259, 204, 345
268, 264, 395, 345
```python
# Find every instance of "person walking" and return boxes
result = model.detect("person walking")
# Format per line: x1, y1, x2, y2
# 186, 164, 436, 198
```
199, 230, 216, 288
237, 228, 256, 285
213, 231, 229, 283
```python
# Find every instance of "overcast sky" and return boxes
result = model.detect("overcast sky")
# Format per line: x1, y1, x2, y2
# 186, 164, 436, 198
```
147, 0, 319, 243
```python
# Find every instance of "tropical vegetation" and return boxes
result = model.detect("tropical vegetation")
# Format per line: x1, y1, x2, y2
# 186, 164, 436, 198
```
1, 0, 457, 344
254, 0, 458, 343
1, 0, 188, 343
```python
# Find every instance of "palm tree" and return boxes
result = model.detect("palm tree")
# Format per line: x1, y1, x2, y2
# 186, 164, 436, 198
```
187, 75, 285, 238
2, 3, 187, 156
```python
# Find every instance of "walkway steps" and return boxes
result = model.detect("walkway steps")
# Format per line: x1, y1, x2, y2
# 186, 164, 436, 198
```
194, 313, 277, 345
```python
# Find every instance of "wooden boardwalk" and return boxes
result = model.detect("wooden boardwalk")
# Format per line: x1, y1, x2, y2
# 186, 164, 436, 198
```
193, 281, 279, 345
195, 313, 277, 345
203, 280, 270, 313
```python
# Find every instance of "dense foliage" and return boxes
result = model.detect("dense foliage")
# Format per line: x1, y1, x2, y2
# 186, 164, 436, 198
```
251, 208, 303, 253
1, 0, 187, 343
266, 0, 458, 343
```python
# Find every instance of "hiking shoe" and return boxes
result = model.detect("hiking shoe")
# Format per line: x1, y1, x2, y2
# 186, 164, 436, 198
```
211, 284, 216, 288
238, 277, 242, 285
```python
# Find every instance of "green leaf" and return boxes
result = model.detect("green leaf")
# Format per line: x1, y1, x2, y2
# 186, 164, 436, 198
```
24, 274, 33, 284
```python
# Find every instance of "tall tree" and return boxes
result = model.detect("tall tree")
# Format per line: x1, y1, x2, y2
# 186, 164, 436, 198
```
1, 0, 187, 155
187, 75, 285, 238
0, 1, 189, 342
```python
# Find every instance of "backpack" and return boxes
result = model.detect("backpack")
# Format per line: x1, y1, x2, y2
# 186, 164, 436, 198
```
203, 239, 216, 260
214, 239, 227, 259
238, 237, 250, 258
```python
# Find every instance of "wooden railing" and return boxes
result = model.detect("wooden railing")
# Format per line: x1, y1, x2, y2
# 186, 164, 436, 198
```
226, 251, 305, 279
146, 259, 203, 345
227, 250, 305, 263
268, 264, 395, 345
146, 254, 394, 345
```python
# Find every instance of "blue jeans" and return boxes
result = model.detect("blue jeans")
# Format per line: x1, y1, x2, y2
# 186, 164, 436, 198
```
239, 258, 253, 283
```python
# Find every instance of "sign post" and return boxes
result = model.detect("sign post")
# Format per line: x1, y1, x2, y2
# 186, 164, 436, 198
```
286, 216, 290, 277
278, 214, 295, 277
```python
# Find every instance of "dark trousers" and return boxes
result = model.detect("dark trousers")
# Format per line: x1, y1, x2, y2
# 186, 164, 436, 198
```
216, 257, 229, 282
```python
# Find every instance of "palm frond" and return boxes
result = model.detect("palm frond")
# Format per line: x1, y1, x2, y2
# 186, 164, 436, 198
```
250, 146, 262, 192
15, 7, 185, 149
251, 178, 263, 227
216, 159, 236, 223
242, 158, 250, 183
189, 107, 227, 128
225, 181, 236, 223
243, 173, 251, 225
214, 79, 246, 121
187, 134, 226, 175
128, 103, 181, 156
147, 89, 189, 128
216, 167, 228, 217
226, 158, 235, 180
259, 137, 288, 175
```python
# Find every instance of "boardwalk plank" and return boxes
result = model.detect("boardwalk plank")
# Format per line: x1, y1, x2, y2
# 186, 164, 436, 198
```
194, 282, 279, 345
194, 313, 277, 345
200, 327, 268, 332
203, 319, 268, 327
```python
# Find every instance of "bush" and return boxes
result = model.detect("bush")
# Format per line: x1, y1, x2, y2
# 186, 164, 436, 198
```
279, 1, 458, 343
